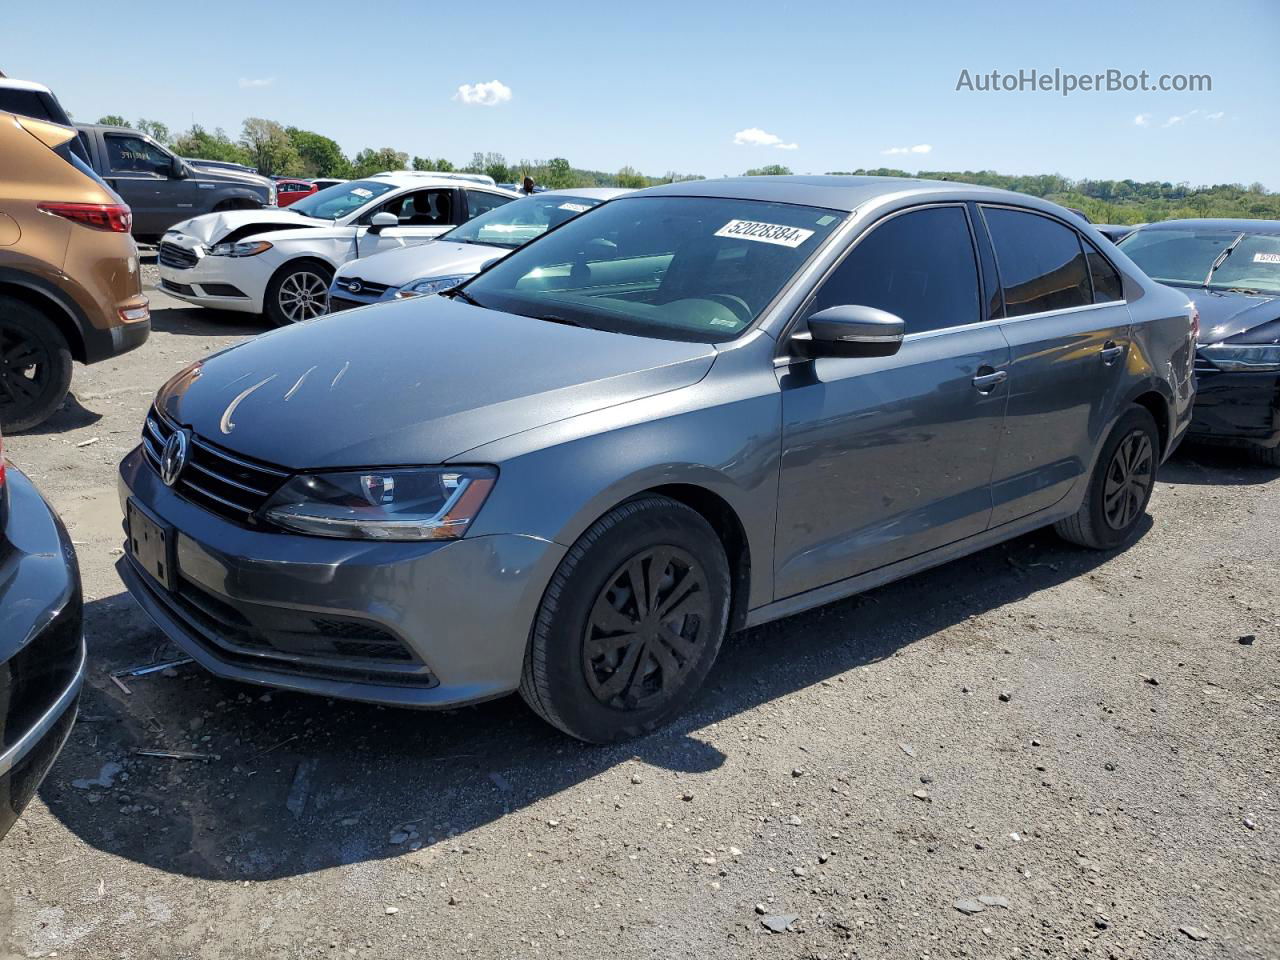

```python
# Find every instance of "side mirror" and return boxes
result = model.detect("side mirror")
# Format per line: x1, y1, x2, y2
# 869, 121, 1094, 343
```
169, 155, 188, 179
368, 211, 398, 234
791, 304, 905, 359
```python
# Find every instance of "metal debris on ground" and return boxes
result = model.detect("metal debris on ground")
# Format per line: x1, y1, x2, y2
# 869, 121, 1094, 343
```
760, 914, 798, 933
134, 749, 217, 762
113, 657, 195, 678
286, 758, 319, 817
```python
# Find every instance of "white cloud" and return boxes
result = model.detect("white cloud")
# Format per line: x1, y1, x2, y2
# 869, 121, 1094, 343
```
881, 143, 933, 156
1133, 113, 1151, 126
733, 127, 798, 150
454, 80, 512, 107
1163, 109, 1199, 128
238, 77, 274, 88
1206, 111, 1225, 121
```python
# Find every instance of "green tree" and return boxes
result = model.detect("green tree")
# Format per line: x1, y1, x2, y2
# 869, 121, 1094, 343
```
97, 114, 127, 126
615, 166, 648, 189
542, 157, 573, 189
240, 117, 302, 177
743, 164, 792, 177
350, 147, 409, 178
286, 127, 350, 178
173, 125, 254, 166
134, 118, 171, 143
412, 156, 455, 172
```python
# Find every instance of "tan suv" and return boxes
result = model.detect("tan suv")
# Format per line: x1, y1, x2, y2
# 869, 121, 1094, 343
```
0, 111, 149, 431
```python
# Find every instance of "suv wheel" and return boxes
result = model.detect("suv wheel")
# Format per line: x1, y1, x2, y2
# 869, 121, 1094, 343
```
1055, 405, 1159, 550
520, 496, 731, 743
0, 295, 73, 433
265, 262, 333, 327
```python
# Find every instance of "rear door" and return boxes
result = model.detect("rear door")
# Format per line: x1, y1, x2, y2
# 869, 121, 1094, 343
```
979, 205, 1132, 525
774, 204, 1011, 598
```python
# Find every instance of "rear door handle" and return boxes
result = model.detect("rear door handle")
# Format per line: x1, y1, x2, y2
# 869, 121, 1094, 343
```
972, 368, 1008, 393
1100, 341, 1124, 365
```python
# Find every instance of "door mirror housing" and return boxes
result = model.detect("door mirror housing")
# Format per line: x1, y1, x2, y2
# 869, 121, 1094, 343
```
368, 211, 399, 234
169, 155, 188, 179
791, 304, 906, 359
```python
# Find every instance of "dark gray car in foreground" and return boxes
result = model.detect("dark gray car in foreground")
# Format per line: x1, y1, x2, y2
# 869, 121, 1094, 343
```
116, 176, 1196, 742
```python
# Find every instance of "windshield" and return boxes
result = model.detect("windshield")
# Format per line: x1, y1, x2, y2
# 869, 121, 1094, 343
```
458, 195, 844, 342
1204, 234, 1280, 294
442, 193, 607, 249
1119, 229, 1243, 286
288, 179, 395, 220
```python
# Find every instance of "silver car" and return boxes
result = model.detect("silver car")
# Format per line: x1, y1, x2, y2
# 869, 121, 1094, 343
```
116, 176, 1196, 742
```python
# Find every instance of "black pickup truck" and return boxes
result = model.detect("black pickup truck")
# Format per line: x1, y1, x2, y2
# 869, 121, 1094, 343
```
76, 124, 275, 241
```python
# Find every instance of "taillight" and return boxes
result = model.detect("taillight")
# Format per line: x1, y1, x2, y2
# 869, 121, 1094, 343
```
1189, 306, 1201, 344
38, 201, 132, 233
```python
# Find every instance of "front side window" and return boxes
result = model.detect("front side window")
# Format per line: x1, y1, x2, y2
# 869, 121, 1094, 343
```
372, 188, 455, 226
459, 195, 843, 342
287, 179, 396, 220
105, 134, 171, 174
806, 206, 980, 334
444, 193, 607, 250
984, 207, 1091, 317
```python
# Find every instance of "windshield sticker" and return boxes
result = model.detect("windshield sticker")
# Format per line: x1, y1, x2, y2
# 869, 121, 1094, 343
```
816, 215, 838, 226
558, 202, 591, 213
351, 187, 373, 198
715, 219, 814, 248
1252, 252, 1280, 264
709, 317, 738, 327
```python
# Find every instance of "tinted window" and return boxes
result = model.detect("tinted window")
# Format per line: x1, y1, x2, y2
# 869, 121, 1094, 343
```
0, 89, 52, 121
1117, 229, 1238, 285
984, 208, 1091, 316
807, 206, 980, 334
1086, 243, 1123, 302
465, 190, 513, 220
105, 134, 172, 174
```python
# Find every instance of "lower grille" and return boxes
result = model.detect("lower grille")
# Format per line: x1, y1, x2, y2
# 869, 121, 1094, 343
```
160, 278, 194, 296
200, 283, 247, 298
141, 408, 288, 525
158, 242, 199, 269
326, 295, 366, 313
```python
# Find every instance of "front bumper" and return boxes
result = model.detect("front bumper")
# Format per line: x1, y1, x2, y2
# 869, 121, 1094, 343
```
1, 468, 85, 842
1189, 366, 1280, 448
156, 236, 270, 314
116, 447, 565, 708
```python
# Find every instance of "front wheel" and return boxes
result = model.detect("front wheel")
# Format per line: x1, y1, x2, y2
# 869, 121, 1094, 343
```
265, 262, 333, 327
1055, 405, 1159, 550
519, 496, 731, 743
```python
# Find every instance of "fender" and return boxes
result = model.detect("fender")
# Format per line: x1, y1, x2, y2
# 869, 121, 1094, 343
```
0, 264, 90, 361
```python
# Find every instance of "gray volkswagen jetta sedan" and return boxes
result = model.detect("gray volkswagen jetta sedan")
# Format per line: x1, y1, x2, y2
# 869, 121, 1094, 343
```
117, 176, 1196, 742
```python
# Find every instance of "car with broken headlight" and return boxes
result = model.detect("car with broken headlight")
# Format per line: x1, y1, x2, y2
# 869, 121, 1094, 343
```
116, 175, 1196, 743
327, 188, 631, 311
156, 172, 517, 326
1119, 218, 1280, 465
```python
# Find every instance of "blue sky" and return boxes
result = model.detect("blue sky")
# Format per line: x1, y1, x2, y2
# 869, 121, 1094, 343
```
5, 0, 1277, 187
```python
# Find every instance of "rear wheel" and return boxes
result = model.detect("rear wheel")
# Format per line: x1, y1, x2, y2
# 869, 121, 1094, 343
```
0, 296, 73, 433
519, 496, 731, 743
265, 261, 333, 326
1055, 405, 1159, 550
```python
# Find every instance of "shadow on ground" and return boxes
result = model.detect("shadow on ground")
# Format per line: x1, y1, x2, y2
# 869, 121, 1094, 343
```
40, 509, 1143, 881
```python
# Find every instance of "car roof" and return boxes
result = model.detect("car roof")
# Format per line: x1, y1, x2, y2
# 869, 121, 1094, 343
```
540, 187, 633, 200
77, 122, 148, 135
1133, 218, 1280, 234
0, 78, 53, 93
367, 171, 511, 190
629, 174, 1054, 212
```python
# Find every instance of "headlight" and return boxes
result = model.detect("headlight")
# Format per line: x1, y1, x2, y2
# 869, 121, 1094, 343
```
261, 466, 496, 540
1200, 342, 1280, 372
207, 240, 274, 257
394, 275, 472, 299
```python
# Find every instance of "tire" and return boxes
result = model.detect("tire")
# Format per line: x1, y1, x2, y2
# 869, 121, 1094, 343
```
519, 496, 731, 743
1248, 443, 1280, 467
0, 296, 74, 433
1055, 405, 1159, 550
264, 261, 333, 327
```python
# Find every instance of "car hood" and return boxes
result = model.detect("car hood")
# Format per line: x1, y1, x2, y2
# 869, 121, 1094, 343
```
1185, 287, 1280, 344
335, 241, 503, 287
155, 296, 716, 468
166, 209, 331, 246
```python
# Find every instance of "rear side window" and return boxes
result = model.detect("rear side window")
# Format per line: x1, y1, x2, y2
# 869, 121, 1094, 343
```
808, 206, 981, 334
1085, 243, 1123, 302
983, 207, 1091, 316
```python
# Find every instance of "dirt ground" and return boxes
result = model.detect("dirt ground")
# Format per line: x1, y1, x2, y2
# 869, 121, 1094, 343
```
1, 263, 1276, 959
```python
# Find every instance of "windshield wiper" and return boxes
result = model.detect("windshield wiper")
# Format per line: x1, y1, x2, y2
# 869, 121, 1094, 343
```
449, 288, 485, 307
534, 314, 585, 328
1204, 233, 1246, 285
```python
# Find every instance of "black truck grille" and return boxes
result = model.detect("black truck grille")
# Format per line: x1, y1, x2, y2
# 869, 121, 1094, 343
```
158, 242, 199, 269
141, 408, 289, 525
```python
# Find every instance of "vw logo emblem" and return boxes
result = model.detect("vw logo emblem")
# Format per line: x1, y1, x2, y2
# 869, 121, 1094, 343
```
160, 430, 190, 487
346, 279, 363, 294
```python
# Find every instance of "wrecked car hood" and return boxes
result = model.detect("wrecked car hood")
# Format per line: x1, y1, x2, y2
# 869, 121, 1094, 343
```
1185, 288, 1280, 345
165, 209, 330, 246
336, 241, 503, 287
156, 296, 716, 468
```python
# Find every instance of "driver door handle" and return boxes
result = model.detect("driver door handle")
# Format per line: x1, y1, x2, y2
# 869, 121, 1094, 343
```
1100, 341, 1124, 365
972, 368, 1008, 393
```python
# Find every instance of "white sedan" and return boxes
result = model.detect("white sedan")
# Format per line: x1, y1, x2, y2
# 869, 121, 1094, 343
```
156, 172, 518, 325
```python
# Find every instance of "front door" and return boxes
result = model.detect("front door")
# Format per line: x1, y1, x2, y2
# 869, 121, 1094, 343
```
978, 206, 1132, 526
775, 205, 1011, 599
102, 132, 189, 235
354, 188, 460, 258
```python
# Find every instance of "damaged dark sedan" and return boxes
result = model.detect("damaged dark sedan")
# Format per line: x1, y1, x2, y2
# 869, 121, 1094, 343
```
1119, 219, 1280, 465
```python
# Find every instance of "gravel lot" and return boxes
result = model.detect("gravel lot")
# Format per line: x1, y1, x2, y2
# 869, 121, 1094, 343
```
1, 262, 1277, 959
